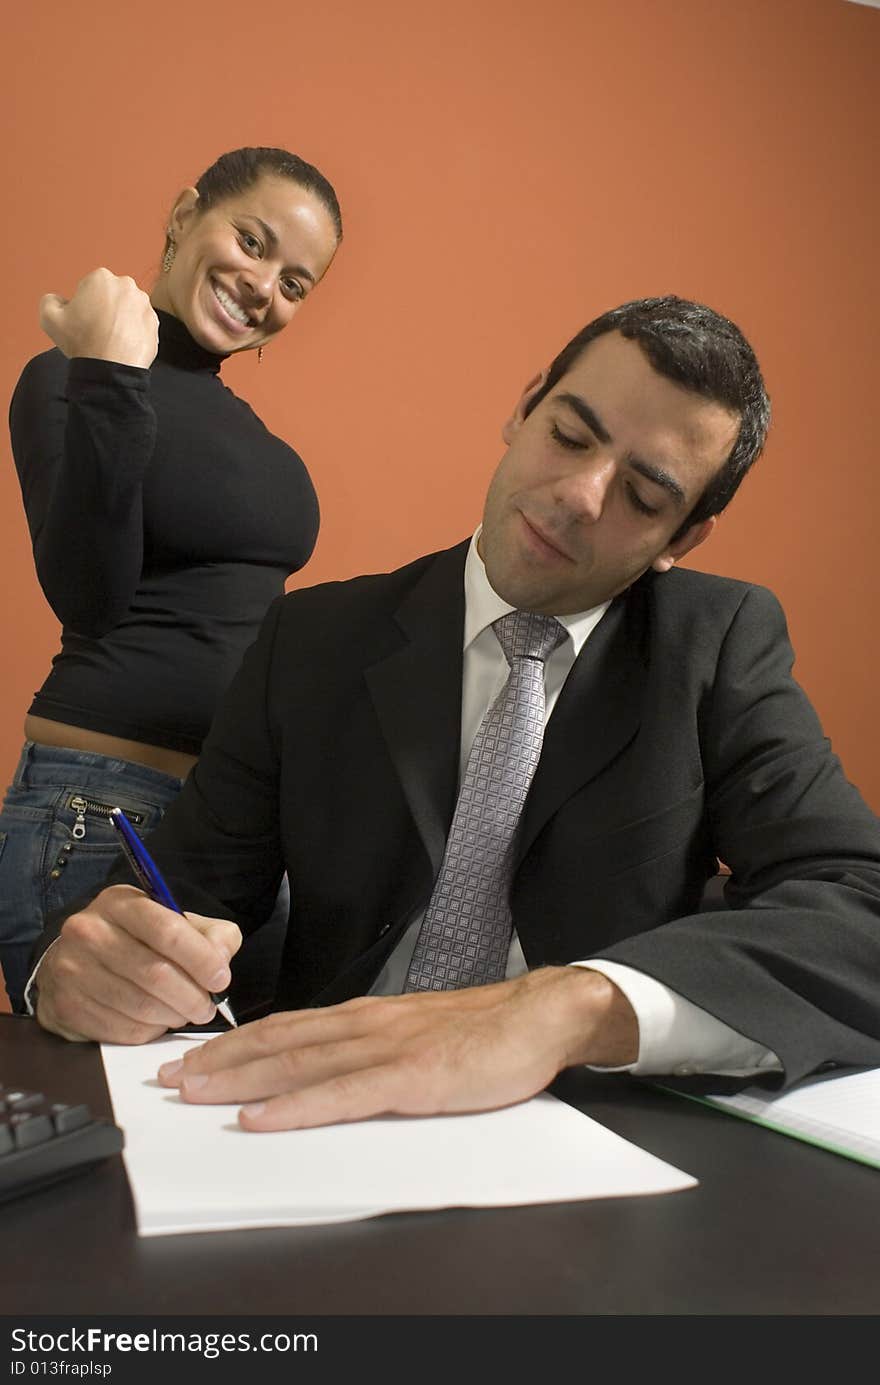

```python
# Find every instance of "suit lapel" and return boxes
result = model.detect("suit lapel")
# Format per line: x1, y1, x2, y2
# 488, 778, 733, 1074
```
364, 542, 468, 876
517, 585, 647, 861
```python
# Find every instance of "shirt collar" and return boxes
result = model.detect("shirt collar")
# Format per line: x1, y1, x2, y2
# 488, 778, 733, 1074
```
463, 529, 611, 657
155, 308, 227, 375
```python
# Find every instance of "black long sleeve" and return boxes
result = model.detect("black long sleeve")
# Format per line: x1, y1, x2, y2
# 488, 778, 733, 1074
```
11, 354, 156, 636
8, 311, 320, 753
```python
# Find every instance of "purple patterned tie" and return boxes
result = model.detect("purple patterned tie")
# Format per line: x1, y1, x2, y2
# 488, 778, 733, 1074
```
405, 610, 567, 991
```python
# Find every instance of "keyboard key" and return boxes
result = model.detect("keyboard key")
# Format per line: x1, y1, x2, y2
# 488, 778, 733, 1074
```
6, 1091, 44, 1112
11, 1112, 54, 1148
51, 1103, 91, 1134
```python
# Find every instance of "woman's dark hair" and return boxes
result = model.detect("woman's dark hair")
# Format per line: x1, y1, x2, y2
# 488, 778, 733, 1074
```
163, 145, 342, 259
524, 295, 771, 538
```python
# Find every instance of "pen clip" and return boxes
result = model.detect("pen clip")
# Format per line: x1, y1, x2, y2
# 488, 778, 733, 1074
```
109, 813, 155, 897
109, 807, 181, 914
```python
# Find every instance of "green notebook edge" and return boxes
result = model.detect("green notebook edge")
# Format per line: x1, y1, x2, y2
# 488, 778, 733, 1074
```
653, 1082, 880, 1173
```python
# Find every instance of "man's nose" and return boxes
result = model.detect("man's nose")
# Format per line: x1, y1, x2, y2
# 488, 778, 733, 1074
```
553, 457, 615, 523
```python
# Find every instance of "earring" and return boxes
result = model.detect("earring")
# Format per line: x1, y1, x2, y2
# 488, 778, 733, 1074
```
162, 236, 176, 273
258, 346, 264, 364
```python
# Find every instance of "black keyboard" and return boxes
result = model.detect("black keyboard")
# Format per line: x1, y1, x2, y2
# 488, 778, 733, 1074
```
0, 1082, 125, 1203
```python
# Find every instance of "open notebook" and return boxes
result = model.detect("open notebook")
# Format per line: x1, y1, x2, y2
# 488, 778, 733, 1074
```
664, 1066, 880, 1170
102, 1037, 697, 1237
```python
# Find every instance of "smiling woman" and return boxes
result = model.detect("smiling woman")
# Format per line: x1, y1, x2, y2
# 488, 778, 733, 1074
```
0, 147, 343, 1012
151, 151, 341, 356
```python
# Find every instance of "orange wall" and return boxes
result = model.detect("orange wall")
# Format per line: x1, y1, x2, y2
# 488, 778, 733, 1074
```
2, 0, 878, 825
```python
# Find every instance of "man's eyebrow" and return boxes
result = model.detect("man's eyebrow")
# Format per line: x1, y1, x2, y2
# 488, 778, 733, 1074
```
628, 458, 687, 507
557, 390, 687, 506
556, 393, 612, 445
243, 217, 317, 284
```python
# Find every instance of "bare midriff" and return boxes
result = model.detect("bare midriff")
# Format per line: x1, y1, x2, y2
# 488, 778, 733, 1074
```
24, 715, 198, 781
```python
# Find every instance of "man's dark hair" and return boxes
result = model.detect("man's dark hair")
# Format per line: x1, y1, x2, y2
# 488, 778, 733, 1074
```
162, 146, 343, 261
524, 295, 771, 537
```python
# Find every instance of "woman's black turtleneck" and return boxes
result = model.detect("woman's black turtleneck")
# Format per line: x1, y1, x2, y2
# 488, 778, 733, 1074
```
9, 309, 319, 753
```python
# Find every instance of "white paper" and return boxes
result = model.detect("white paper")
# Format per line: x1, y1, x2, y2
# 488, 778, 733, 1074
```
102, 1036, 697, 1237
705, 1066, 880, 1168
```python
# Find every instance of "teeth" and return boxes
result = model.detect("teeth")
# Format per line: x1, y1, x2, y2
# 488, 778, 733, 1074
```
213, 283, 251, 326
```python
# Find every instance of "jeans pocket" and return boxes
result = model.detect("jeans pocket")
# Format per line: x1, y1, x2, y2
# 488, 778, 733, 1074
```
41, 785, 176, 918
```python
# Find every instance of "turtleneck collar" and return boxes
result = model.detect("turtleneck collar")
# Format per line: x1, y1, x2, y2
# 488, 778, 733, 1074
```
155, 308, 228, 375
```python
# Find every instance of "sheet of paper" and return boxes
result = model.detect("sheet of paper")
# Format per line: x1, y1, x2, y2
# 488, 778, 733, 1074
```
101, 1037, 697, 1236
705, 1067, 880, 1168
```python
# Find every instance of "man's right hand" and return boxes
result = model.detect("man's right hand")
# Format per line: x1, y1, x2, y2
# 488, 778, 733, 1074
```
39, 268, 159, 368
34, 885, 242, 1045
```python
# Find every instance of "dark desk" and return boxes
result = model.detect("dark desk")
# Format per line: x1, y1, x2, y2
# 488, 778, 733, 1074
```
3, 1013, 879, 1317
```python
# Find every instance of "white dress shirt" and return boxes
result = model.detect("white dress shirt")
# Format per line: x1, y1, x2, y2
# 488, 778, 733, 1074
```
370, 533, 781, 1080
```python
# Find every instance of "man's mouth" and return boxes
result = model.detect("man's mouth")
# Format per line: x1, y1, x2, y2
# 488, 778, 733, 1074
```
519, 512, 574, 562
211, 281, 254, 329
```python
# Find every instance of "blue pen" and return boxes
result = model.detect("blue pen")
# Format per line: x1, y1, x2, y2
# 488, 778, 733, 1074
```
109, 807, 236, 1028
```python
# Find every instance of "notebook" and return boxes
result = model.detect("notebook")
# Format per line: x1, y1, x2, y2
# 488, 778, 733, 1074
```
665, 1066, 880, 1170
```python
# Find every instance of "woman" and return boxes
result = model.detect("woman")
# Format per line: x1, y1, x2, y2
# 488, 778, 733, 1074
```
0, 146, 342, 1011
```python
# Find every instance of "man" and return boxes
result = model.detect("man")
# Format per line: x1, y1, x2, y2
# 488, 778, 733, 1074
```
29, 296, 880, 1133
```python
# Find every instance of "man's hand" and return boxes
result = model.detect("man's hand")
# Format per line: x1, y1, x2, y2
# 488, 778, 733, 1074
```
35, 885, 242, 1044
39, 268, 159, 368
157, 966, 639, 1130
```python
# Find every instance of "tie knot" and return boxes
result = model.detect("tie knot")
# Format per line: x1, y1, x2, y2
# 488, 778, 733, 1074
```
493, 610, 567, 664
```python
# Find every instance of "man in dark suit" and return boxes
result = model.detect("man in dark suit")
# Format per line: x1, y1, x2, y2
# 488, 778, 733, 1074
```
31, 296, 880, 1133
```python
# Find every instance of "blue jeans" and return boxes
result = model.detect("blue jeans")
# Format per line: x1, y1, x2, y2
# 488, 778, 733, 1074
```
0, 743, 183, 1013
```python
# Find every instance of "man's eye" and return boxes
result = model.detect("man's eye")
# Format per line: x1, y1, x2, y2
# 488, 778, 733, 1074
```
240, 232, 262, 255
626, 483, 659, 517
282, 278, 305, 301
550, 423, 586, 450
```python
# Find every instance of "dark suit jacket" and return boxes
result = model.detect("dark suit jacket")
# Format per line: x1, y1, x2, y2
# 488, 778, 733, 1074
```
46, 540, 880, 1084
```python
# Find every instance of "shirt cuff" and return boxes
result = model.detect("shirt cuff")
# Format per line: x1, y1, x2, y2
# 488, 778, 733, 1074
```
67, 357, 151, 394
23, 939, 60, 1018
571, 959, 782, 1078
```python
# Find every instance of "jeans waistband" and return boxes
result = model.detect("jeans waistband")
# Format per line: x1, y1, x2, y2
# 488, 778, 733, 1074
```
13, 741, 184, 793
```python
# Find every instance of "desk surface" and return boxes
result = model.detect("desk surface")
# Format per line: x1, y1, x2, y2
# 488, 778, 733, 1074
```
3, 1013, 879, 1317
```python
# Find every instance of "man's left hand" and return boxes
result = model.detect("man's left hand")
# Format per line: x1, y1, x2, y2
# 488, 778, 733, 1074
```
157, 966, 639, 1130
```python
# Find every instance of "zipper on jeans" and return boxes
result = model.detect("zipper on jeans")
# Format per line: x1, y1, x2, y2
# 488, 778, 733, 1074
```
67, 794, 145, 842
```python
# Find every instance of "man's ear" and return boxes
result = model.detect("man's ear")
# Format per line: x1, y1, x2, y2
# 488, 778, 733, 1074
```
501, 369, 549, 445
168, 187, 200, 240
651, 515, 717, 573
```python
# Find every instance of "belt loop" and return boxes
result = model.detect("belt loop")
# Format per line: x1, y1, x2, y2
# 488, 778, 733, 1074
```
17, 741, 35, 787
